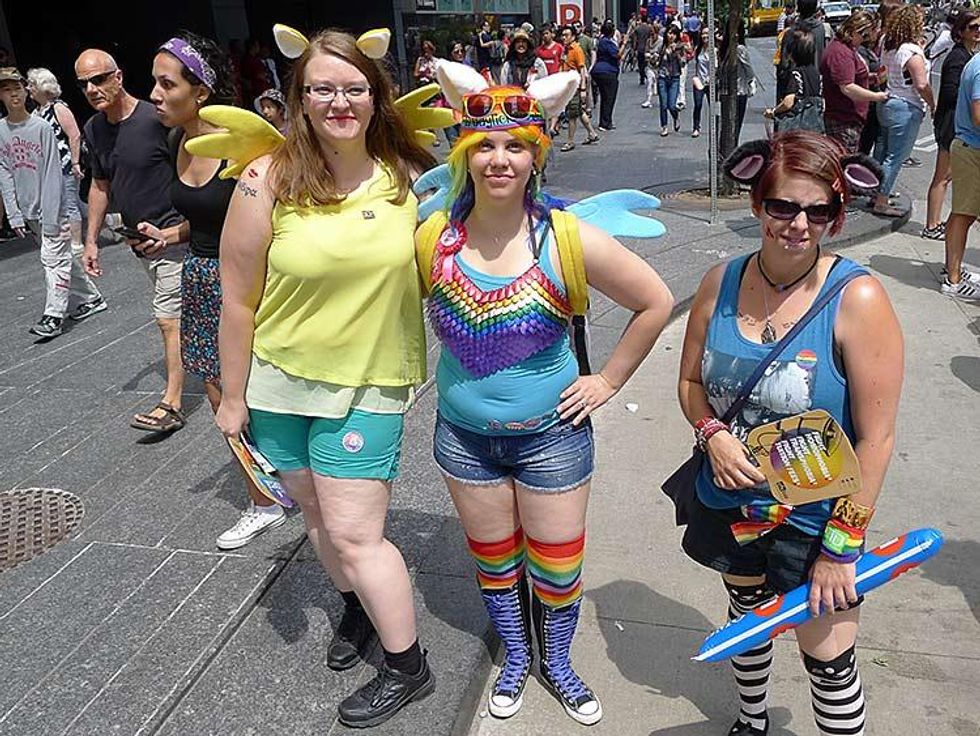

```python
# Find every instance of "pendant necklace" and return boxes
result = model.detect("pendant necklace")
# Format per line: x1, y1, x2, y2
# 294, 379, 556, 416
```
756, 248, 820, 344
760, 286, 778, 344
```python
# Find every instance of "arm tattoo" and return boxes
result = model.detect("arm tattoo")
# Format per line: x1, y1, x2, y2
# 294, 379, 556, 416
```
238, 179, 258, 198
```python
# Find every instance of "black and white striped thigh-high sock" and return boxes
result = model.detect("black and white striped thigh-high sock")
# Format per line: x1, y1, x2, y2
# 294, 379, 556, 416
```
804, 647, 866, 736
725, 582, 776, 734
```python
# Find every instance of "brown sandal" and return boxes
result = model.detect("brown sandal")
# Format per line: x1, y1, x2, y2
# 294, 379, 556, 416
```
131, 401, 186, 432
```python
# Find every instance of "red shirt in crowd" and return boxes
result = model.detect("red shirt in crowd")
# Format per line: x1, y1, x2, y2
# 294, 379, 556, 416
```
820, 37, 870, 126
536, 41, 564, 75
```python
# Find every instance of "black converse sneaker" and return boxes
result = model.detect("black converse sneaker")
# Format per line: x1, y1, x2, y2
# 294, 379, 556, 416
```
327, 603, 376, 671
533, 597, 602, 725
337, 651, 435, 728
482, 581, 533, 718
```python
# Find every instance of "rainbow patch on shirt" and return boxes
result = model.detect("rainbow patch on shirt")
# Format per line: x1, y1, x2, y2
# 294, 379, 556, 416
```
795, 349, 818, 371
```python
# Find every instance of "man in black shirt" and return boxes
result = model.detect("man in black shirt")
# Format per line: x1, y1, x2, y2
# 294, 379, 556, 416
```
76, 48, 188, 433
631, 12, 653, 86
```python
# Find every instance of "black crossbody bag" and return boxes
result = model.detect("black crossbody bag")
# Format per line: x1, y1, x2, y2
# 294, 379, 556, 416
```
661, 265, 864, 526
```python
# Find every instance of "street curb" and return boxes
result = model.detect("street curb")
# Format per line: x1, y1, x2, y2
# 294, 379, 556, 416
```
144, 535, 307, 734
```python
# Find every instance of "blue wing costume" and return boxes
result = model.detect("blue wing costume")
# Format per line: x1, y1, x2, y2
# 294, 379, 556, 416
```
413, 164, 667, 239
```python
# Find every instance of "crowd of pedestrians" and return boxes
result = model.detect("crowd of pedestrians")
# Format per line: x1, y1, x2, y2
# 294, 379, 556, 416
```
0, 3, 977, 733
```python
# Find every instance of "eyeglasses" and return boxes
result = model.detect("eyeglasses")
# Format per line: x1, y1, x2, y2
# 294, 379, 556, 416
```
76, 71, 117, 90
302, 84, 371, 103
967, 22, 980, 31
762, 198, 839, 224
464, 93, 537, 121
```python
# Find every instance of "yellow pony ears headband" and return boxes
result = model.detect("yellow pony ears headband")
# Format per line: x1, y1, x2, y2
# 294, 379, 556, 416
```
272, 24, 391, 60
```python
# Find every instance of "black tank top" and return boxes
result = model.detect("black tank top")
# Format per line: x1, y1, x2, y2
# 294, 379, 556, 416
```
169, 131, 235, 259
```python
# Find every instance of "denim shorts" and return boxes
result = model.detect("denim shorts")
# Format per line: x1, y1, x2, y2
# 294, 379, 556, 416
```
681, 496, 864, 601
433, 413, 594, 493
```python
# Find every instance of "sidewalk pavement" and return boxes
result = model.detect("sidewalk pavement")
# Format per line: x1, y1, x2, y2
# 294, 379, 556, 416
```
468, 228, 980, 736
0, 71, 965, 736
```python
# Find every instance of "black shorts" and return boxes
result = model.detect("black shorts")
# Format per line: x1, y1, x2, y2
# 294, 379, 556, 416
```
682, 496, 863, 601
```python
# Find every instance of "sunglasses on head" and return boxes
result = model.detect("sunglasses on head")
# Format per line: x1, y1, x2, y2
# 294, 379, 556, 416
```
463, 93, 538, 122
762, 198, 840, 224
76, 71, 116, 90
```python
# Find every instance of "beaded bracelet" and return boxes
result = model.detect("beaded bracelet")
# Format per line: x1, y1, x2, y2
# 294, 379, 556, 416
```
695, 416, 730, 451
821, 518, 864, 563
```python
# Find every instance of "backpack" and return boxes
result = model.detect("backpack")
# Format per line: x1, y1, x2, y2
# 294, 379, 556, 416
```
416, 208, 593, 374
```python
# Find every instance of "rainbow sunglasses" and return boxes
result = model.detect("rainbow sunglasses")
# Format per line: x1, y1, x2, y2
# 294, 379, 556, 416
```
460, 87, 547, 132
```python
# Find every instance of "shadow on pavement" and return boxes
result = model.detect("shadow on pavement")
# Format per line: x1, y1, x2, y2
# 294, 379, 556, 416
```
866, 253, 942, 291
589, 580, 798, 736
950, 356, 980, 393
919, 538, 980, 626
247, 508, 490, 650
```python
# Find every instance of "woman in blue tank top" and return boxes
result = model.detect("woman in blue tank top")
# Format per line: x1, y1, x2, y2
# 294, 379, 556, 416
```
677, 131, 904, 736
423, 61, 673, 725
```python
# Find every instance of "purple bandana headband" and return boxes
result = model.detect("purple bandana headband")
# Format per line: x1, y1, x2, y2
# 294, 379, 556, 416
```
159, 38, 216, 91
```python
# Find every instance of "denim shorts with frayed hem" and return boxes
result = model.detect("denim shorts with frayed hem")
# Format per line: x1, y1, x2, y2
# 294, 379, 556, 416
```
681, 495, 864, 602
433, 413, 594, 493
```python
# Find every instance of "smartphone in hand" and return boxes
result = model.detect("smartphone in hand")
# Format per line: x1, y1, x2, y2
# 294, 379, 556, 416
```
113, 225, 150, 258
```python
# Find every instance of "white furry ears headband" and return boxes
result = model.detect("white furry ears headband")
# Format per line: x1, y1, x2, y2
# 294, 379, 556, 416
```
273, 24, 391, 59
723, 138, 883, 197
434, 59, 581, 121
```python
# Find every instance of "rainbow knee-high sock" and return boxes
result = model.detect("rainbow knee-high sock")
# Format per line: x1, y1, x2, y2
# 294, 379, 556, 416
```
466, 528, 527, 590
526, 532, 585, 608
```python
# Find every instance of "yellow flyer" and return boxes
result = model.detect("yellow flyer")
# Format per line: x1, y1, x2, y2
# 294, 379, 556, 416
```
745, 409, 861, 505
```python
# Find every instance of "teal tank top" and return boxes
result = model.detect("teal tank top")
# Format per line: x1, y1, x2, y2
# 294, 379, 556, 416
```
436, 226, 579, 436
696, 254, 867, 535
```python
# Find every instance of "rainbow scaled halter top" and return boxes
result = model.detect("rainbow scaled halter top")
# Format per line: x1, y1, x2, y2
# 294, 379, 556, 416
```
427, 221, 572, 378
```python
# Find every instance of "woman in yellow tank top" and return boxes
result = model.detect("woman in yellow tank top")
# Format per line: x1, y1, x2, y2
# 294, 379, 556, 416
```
215, 30, 437, 728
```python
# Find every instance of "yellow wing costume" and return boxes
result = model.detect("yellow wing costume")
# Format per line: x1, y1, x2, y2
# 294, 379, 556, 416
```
185, 24, 453, 178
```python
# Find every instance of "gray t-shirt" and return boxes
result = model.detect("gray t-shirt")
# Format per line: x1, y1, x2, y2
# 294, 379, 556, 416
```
82, 100, 181, 229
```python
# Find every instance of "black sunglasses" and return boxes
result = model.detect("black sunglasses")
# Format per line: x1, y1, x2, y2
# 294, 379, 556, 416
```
76, 71, 116, 90
968, 22, 980, 31
763, 198, 839, 224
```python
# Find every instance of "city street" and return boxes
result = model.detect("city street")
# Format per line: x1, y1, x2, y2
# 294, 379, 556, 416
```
1, 35, 979, 736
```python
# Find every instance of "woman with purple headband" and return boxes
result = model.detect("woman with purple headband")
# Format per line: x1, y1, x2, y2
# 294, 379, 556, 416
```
138, 31, 289, 550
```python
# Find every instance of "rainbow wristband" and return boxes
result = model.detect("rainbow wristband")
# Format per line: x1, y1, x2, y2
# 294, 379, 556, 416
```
821, 518, 864, 563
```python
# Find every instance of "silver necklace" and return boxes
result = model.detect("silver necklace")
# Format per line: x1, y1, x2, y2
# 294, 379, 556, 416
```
760, 284, 778, 344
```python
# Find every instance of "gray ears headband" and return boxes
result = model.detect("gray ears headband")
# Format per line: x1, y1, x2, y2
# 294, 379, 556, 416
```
722, 138, 883, 197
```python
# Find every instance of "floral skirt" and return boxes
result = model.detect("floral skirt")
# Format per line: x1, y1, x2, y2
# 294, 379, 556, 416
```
180, 253, 221, 382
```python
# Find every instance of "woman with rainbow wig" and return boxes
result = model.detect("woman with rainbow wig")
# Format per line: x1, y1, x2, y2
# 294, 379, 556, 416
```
417, 60, 674, 725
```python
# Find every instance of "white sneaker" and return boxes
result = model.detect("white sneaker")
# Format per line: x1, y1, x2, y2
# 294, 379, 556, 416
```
940, 266, 980, 286
640, 100, 651, 108
216, 504, 286, 549
941, 276, 980, 301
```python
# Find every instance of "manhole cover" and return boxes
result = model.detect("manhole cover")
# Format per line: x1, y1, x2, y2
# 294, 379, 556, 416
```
0, 488, 84, 573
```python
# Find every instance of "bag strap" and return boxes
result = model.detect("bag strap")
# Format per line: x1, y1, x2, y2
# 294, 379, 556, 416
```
719, 263, 866, 426
550, 210, 589, 316
415, 210, 449, 297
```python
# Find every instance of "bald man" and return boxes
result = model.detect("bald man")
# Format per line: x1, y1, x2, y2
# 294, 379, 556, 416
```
76, 49, 188, 433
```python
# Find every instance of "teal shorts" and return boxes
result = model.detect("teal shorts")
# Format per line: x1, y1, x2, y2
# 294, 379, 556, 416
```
248, 408, 405, 481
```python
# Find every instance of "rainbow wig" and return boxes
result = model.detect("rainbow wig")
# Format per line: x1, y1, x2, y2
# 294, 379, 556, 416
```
445, 117, 561, 225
